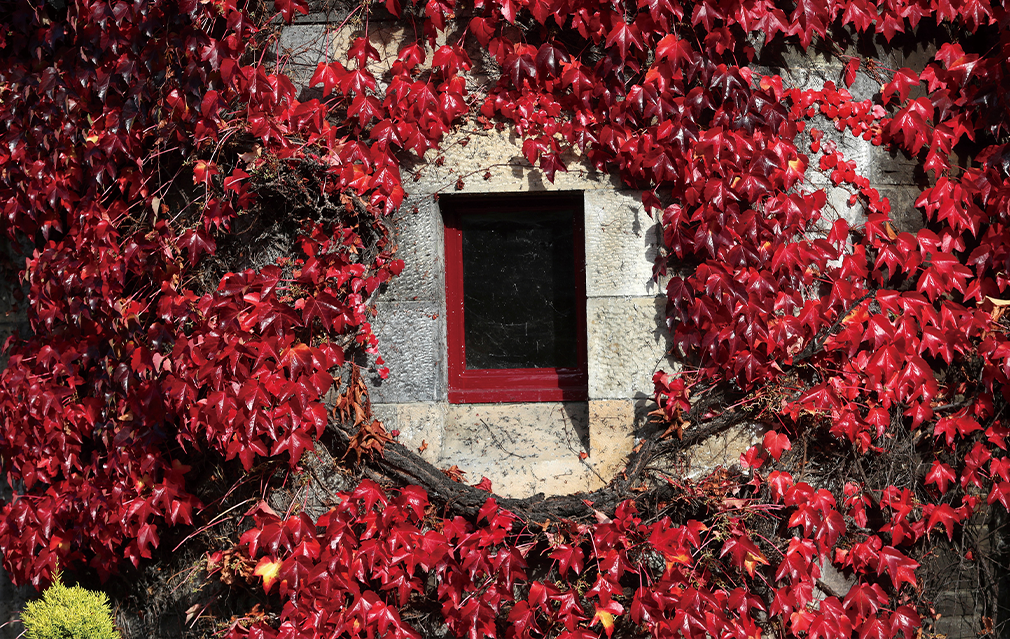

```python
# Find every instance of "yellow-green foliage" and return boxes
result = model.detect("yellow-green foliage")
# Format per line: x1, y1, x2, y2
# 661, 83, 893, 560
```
21, 574, 119, 639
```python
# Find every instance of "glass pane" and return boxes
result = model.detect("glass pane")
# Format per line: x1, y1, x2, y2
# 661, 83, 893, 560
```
461, 208, 578, 369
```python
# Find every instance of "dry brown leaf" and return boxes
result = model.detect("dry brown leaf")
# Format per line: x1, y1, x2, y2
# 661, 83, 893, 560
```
344, 419, 392, 463
441, 464, 466, 482
884, 221, 898, 241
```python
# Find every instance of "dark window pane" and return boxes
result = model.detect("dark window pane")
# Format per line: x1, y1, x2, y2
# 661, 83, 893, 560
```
461, 209, 578, 369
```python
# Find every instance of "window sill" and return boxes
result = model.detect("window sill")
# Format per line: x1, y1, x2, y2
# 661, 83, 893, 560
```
447, 368, 588, 403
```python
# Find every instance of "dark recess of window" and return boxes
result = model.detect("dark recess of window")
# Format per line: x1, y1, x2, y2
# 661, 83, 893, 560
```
442, 192, 588, 404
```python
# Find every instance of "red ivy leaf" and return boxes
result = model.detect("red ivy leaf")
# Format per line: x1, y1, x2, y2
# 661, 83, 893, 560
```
763, 430, 792, 461
273, 0, 309, 23
924, 461, 956, 494
843, 58, 860, 88
877, 546, 918, 589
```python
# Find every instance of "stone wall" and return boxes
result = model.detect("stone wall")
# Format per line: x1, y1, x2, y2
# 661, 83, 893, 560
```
275, 12, 947, 501
370, 128, 672, 497
278, 12, 680, 496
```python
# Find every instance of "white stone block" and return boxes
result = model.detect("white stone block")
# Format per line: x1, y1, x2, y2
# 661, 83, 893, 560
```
587, 296, 673, 401
584, 190, 664, 298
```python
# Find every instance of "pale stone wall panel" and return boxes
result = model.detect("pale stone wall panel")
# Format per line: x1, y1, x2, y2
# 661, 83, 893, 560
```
278, 24, 331, 90
396, 403, 446, 465
587, 296, 672, 402
439, 402, 594, 497
584, 190, 664, 298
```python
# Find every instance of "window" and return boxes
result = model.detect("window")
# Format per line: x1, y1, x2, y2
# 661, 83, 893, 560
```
442, 192, 588, 403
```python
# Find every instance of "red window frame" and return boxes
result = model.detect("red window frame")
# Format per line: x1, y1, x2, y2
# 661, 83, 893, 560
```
442, 192, 588, 404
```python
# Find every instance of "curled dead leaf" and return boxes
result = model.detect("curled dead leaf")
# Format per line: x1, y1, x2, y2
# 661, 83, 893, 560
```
344, 419, 392, 463
441, 464, 466, 482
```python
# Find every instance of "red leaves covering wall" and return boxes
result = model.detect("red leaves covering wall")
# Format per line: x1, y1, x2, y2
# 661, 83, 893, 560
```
0, 0, 1008, 631
227, 478, 921, 639
0, 0, 410, 586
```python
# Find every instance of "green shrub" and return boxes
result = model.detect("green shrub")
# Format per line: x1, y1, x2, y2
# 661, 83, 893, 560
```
20, 573, 119, 639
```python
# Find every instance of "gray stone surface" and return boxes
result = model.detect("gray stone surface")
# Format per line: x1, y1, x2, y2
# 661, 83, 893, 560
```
278, 25, 331, 91
933, 590, 978, 618
778, 64, 882, 103
680, 423, 764, 479
865, 145, 921, 186
586, 399, 637, 479
403, 126, 619, 199
823, 185, 866, 228
383, 197, 444, 303
373, 400, 635, 497
816, 184, 924, 241
587, 296, 672, 401
815, 560, 855, 601
803, 125, 919, 188
584, 190, 664, 298
876, 184, 926, 234
440, 402, 590, 497
930, 614, 980, 639
370, 300, 446, 403
370, 403, 398, 429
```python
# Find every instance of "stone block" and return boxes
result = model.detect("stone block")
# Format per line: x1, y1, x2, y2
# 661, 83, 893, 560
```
815, 183, 926, 238
404, 126, 620, 200
370, 403, 398, 430
439, 402, 622, 497
441, 402, 589, 463
587, 296, 673, 401
682, 423, 763, 479
588, 399, 636, 478
933, 590, 978, 619
824, 185, 866, 228
584, 190, 664, 298
368, 400, 635, 498
370, 300, 445, 403
804, 125, 919, 187
815, 560, 854, 600
750, 62, 878, 102
277, 25, 331, 90
876, 184, 925, 234
524, 458, 600, 496
392, 402, 445, 465
930, 613, 980, 639
779, 64, 881, 102
866, 146, 921, 186
382, 197, 444, 303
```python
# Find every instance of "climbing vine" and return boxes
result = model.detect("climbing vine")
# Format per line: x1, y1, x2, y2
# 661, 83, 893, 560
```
0, 0, 1009, 634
